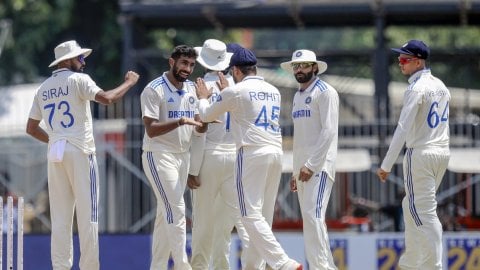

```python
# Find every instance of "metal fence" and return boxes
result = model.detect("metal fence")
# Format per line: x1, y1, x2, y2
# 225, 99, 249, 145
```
1, 62, 480, 234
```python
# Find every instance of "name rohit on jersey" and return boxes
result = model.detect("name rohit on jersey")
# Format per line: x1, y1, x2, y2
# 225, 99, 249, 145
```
249, 91, 280, 102
292, 109, 311, 119
168, 110, 195, 118
42, 86, 69, 101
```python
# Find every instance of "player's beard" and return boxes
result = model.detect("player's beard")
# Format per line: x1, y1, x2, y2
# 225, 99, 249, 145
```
70, 61, 84, 73
295, 70, 314, 83
172, 65, 188, 82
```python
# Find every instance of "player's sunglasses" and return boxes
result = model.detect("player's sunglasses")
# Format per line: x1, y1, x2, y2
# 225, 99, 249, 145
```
397, 57, 417, 65
291, 62, 315, 70
77, 54, 85, 64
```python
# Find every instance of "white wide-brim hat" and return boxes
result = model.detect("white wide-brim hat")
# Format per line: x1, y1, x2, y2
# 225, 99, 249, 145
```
280, 49, 328, 74
49, 40, 92, 67
195, 39, 233, 71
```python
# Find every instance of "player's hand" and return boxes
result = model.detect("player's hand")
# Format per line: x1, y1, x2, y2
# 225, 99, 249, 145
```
125, 71, 139, 85
216, 72, 230, 91
203, 120, 222, 124
178, 117, 204, 128
195, 78, 212, 99
290, 176, 297, 192
187, 174, 201, 189
298, 166, 313, 182
376, 168, 389, 183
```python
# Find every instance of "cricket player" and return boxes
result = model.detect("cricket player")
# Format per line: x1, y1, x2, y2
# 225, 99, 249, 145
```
377, 40, 450, 270
140, 45, 205, 270
26, 40, 139, 270
195, 47, 302, 270
281, 49, 339, 270
188, 39, 254, 269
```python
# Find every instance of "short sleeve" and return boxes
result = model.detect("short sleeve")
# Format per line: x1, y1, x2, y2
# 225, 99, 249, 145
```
141, 87, 162, 119
75, 74, 102, 101
28, 94, 43, 120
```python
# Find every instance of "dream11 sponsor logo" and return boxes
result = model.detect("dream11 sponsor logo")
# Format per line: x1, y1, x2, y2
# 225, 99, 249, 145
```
377, 238, 404, 270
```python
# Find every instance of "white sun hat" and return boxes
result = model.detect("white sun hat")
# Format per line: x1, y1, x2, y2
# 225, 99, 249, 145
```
48, 40, 92, 67
280, 49, 328, 74
195, 39, 233, 71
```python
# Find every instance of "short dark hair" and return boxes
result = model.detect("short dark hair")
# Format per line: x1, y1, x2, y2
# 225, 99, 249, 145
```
171, 45, 198, 60
236, 65, 256, 75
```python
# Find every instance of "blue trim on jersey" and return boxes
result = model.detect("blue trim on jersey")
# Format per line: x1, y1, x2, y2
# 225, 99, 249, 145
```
149, 77, 166, 90
314, 80, 329, 92
316, 172, 327, 218
407, 81, 418, 91
146, 152, 174, 224
185, 80, 195, 88
226, 112, 230, 132
88, 154, 98, 223
406, 148, 423, 226
236, 148, 247, 217
407, 69, 430, 91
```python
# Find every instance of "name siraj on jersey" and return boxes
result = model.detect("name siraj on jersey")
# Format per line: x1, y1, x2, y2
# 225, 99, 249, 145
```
42, 86, 69, 101
292, 109, 311, 119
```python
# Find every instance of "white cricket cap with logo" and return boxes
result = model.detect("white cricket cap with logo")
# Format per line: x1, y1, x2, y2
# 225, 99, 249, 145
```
195, 39, 233, 71
49, 40, 92, 67
280, 49, 328, 74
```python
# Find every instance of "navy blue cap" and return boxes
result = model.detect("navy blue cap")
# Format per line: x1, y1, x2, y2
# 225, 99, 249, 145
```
229, 47, 257, 67
391, 40, 430, 59
226, 43, 243, 54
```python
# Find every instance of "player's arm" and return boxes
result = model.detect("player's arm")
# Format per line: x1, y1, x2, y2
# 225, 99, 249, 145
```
95, 71, 139, 105
187, 174, 201, 189
216, 72, 230, 91
187, 131, 206, 190
26, 118, 49, 143
143, 116, 202, 138
194, 114, 208, 134
196, 87, 236, 123
376, 168, 390, 183
380, 90, 421, 173
301, 90, 339, 181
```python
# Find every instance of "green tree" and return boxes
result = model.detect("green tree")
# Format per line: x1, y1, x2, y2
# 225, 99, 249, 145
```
0, 0, 122, 88
0, 0, 74, 84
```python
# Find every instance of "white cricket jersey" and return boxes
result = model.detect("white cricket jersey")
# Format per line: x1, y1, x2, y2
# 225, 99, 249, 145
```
141, 72, 198, 153
203, 72, 236, 151
198, 75, 282, 152
381, 69, 450, 171
28, 68, 101, 154
292, 77, 339, 178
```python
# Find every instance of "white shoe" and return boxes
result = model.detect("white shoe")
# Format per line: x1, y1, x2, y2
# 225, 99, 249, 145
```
280, 259, 303, 270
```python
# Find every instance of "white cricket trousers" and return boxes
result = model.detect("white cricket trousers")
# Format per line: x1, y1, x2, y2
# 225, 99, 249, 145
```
399, 148, 449, 270
296, 171, 337, 270
48, 142, 99, 270
142, 151, 192, 270
235, 147, 290, 270
190, 150, 253, 270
